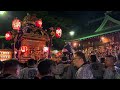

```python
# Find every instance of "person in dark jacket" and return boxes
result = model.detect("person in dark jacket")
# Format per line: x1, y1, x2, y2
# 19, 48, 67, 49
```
0, 60, 20, 79
0, 61, 4, 75
37, 59, 55, 79
89, 55, 105, 79
65, 62, 78, 79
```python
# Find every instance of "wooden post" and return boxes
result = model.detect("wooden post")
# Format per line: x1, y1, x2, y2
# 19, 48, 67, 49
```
2, 42, 4, 49
48, 36, 52, 58
13, 35, 15, 59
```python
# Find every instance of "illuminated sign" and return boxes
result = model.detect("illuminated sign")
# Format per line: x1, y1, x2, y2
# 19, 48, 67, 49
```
0, 49, 13, 61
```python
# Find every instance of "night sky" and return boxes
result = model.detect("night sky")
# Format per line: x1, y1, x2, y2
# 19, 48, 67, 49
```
1, 11, 120, 49
1, 11, 120, 38
0, 11, 106, 35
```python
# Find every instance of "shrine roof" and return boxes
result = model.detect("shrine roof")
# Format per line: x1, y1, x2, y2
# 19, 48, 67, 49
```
65, 14, 120, 41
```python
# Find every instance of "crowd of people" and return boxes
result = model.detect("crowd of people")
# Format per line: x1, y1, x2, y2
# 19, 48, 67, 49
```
0, 49, 120, 79
84, 41, 120, 61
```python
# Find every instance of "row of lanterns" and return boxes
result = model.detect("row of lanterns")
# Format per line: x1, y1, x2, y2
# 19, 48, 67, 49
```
5, 18, 62, 40
12, 18, 43, 31
20, 46, 49, 53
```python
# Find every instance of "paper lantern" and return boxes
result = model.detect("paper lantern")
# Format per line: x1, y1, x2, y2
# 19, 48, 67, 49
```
35, 19, 42, 28
5, 32, 12, 41
43, 47, 49, 52
101, 36, 110, 43
56, 27, 62, 38
12, 18, 21, 31
21, 46, 28, 53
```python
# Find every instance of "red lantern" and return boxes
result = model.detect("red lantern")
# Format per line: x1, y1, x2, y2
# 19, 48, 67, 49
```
56, 27, 62, 38
12, 18, 21, 31
35, 19, 42, 28
5, 32, 12, 41
21, 46, 28, 53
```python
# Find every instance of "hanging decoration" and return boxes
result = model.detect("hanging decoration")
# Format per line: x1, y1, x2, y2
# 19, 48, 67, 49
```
55, 27, 62, 38
21, 46, 28, 53
50, 30, 55, 37
35, 19, 42, 28
12, 18, 21, 31
101, 36, 110, 43
5, 32, 12, 41
43, 47, 49, 52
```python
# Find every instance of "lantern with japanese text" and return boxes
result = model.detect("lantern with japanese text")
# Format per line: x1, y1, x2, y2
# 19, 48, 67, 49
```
35, 19, 42, 28
21, 46, 28, 53
5, 32, 12, 41
12, 18, 21, 31
55, 27, 62, 38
